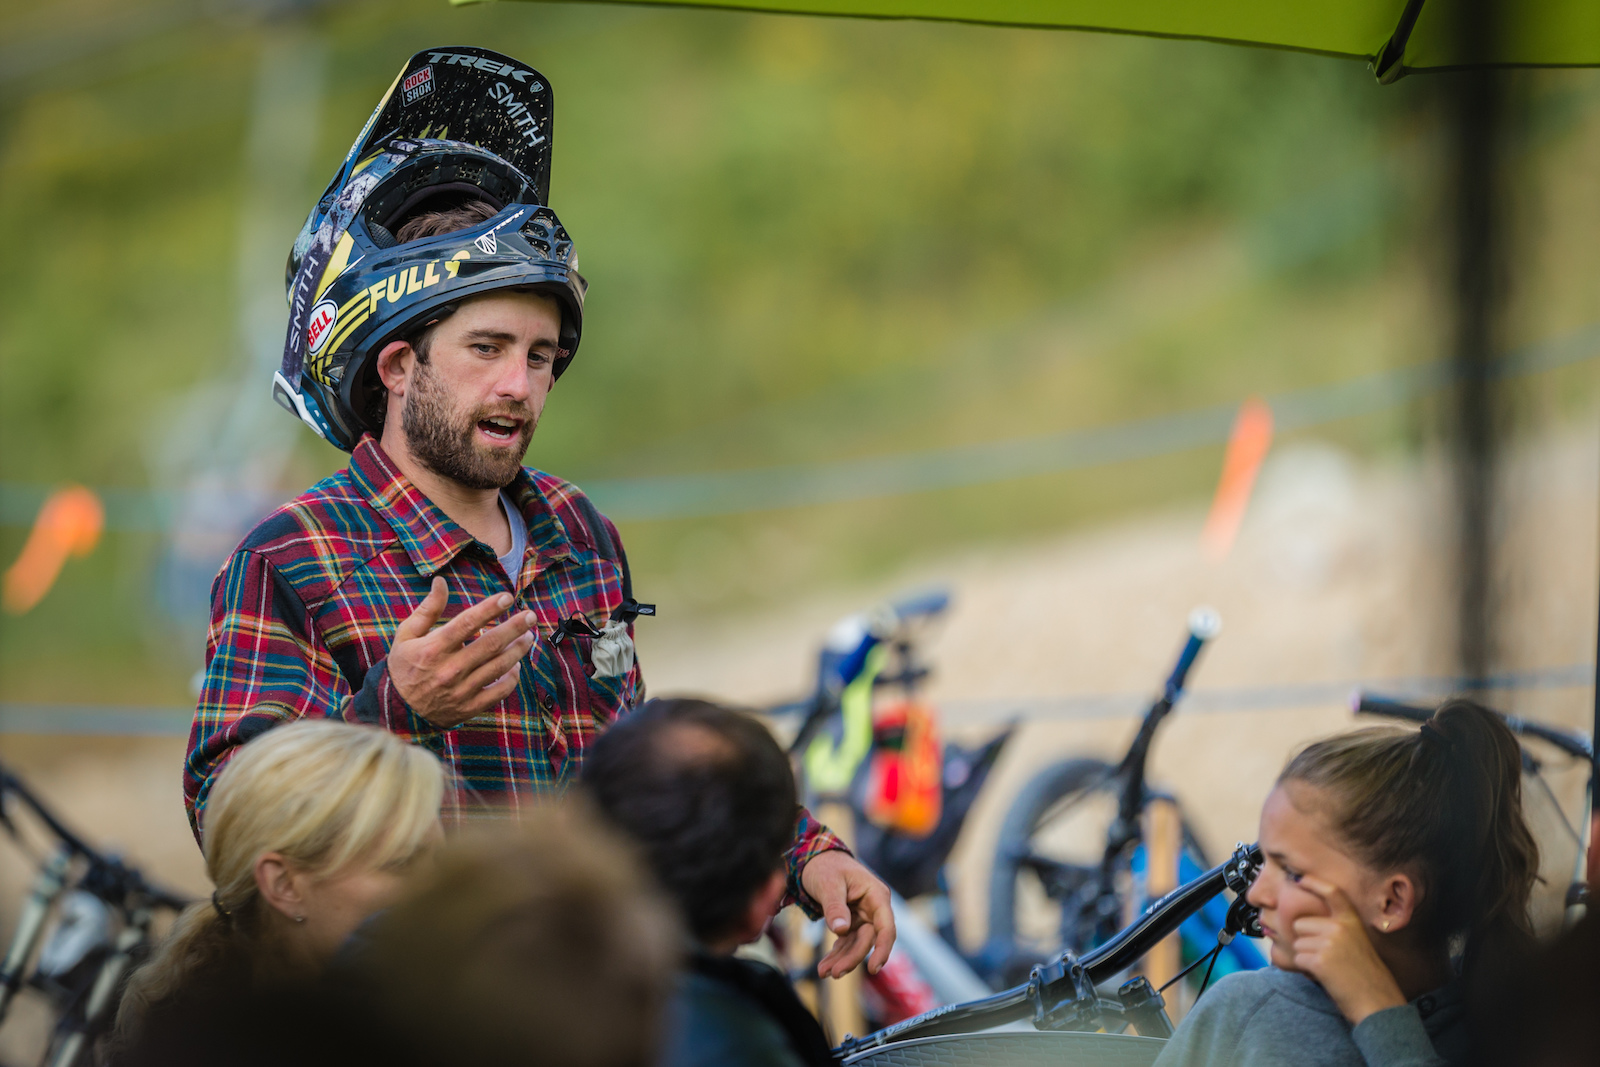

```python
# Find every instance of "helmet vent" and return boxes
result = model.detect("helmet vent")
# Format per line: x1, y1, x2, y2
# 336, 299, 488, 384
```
369, 223, 397, 249
519, 218, 555, 258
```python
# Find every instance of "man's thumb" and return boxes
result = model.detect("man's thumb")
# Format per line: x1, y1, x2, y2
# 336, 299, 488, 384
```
824, 898, 851, 934
395, 577, 447, 639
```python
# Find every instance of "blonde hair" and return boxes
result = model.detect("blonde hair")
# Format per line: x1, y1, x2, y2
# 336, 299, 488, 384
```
117, 719, 444, 1038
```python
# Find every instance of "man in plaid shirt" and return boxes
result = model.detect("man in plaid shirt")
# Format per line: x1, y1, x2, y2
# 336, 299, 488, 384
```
186, 56, 895, 977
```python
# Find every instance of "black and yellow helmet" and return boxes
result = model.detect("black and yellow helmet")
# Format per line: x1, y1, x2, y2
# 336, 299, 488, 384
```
275, 47, 586, 451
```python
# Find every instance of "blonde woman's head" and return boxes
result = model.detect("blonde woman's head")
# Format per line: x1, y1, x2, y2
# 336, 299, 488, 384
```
119, 719, 443, 1041
205, 719, 445, 955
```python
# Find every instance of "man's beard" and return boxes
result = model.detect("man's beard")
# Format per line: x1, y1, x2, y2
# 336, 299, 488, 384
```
400, 360, 535, 490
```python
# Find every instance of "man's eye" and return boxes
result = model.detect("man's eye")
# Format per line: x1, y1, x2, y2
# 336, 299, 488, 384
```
529, 352, 550, 366
474, 344, 496, 354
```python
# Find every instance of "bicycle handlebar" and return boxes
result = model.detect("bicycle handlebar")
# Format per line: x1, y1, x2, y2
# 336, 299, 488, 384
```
0, 762, 191, 912
1163, 607, 1222, 703
886, 588, 951, 627
1354, 694, 1594, 763
839, 843, 1262, 1054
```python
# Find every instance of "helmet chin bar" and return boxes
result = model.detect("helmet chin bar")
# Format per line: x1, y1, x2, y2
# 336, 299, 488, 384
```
272, 371, 329, 443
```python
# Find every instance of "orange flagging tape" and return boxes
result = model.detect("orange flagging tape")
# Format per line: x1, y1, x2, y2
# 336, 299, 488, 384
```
1201, 397, 1273, 562
3, 486, 105, 614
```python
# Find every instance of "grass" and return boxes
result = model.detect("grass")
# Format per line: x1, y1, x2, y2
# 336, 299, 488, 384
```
1, 0, 1597, 702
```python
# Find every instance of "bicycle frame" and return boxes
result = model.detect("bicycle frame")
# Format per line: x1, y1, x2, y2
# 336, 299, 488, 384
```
0, 762, 189, 1066
1082, 608, 1222, 947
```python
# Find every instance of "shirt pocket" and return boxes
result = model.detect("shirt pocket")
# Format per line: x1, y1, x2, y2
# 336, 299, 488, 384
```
584, 667, 630, 731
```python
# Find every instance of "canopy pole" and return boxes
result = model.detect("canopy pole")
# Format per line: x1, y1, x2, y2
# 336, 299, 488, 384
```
1449, 0, 1500, 689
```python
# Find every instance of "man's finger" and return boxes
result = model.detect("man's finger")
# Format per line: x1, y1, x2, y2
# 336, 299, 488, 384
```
451, 611, 536, 675
817, 922, 875, 978
458, 630, 536, 693
868, 907, 896, 974
393, 577, 450, 642
815, 883, 851, 935
857, 882, 895, 931
432, 591, 516, 647
463, 669, 522, 717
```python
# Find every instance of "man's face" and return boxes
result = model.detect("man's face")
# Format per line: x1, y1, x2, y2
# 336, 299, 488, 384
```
399, 290, 562, 490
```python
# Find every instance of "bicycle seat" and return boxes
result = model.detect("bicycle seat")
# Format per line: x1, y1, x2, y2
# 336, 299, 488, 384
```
842, 1032, 1165, 1067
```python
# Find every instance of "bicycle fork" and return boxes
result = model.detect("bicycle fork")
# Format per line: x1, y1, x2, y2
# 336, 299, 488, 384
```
0, 846, 71, 1025
47, 904, 154, 1067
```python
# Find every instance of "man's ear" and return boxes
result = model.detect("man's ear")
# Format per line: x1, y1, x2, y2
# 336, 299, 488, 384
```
1374, 871, 1422, 933
735, 869, 790, 947
254, 851, 307, 922
374, 339, 417, 397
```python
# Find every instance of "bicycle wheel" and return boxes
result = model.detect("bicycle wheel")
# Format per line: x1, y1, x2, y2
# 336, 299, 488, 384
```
986, 757, 1117, 981
986, 757, 1228, 986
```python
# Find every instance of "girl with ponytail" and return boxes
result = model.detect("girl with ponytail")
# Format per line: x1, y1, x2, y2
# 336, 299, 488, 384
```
114, 719, 444, 1047
1155, 699, 1539, 1067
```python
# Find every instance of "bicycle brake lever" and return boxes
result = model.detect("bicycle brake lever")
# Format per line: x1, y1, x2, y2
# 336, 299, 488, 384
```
1221, 842, 1264, 940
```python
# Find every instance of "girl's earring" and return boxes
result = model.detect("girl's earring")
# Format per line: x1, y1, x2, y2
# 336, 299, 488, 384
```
1381, 920, 1391, 932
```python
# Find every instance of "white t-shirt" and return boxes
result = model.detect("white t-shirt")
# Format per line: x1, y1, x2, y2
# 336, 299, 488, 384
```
497, 490, 526, 585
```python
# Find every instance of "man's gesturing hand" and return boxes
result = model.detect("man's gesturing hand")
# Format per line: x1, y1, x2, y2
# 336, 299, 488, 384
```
801, 850, 896, 978
388, 577, 536, 728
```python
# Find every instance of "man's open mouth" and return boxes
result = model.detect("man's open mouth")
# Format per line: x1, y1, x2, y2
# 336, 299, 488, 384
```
477, 416, 525, 443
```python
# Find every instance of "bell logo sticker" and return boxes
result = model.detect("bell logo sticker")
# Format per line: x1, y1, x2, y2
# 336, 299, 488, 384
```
474, 231, 498, 255
306, 300, 338, 355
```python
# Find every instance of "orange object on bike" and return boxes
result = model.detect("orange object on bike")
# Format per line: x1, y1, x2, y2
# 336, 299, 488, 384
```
865, 699, 943, 838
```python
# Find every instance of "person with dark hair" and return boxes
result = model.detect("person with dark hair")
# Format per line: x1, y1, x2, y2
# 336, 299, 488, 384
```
349, 803, 680, 1067
1154, 699, 1539, 1067
583, 698, 857, 1067
1463, 909, 1597, 1067
186, 47, 894, 977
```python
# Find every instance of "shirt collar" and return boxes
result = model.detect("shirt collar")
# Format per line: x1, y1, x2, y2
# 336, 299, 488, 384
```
350, 435, 571, 577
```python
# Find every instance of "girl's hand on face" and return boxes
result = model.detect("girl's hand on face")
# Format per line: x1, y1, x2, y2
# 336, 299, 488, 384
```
1290, 875, 1407, 1027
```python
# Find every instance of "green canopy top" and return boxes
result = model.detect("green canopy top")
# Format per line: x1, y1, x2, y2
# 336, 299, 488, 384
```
465, 0, 1600, 81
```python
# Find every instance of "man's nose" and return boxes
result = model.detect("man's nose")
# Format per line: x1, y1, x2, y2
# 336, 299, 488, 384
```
492, 356, 532, 401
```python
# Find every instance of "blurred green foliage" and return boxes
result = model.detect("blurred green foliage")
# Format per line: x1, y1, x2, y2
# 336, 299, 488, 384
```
1, 0, 1596, 701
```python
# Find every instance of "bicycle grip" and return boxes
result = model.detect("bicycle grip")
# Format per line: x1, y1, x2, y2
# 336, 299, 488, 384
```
888, 588, 951, 626
1163, 607, 1221, 701
1352, 693, 1432, 723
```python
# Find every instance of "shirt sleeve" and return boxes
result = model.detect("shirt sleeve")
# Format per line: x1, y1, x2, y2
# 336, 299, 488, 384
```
182, 549, 436, 839
1351, 1004, 1447, 1067
781, 806, 851, 919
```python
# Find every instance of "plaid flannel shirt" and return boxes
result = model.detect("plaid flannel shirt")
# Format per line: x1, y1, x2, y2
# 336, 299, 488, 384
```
185, 436, 844, 906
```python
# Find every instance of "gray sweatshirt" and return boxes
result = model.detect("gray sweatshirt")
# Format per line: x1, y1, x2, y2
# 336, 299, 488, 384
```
1151, 968, 1463, 1067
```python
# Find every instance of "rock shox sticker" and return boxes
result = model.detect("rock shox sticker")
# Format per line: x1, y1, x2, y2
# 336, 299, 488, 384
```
402, 65, 435, 106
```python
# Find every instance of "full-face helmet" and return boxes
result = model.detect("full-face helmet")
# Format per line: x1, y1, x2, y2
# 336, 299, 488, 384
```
275, 46, 586, 451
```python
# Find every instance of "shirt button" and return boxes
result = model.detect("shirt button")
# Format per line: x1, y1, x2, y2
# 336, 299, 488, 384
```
1417, 996, 1434, 1014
